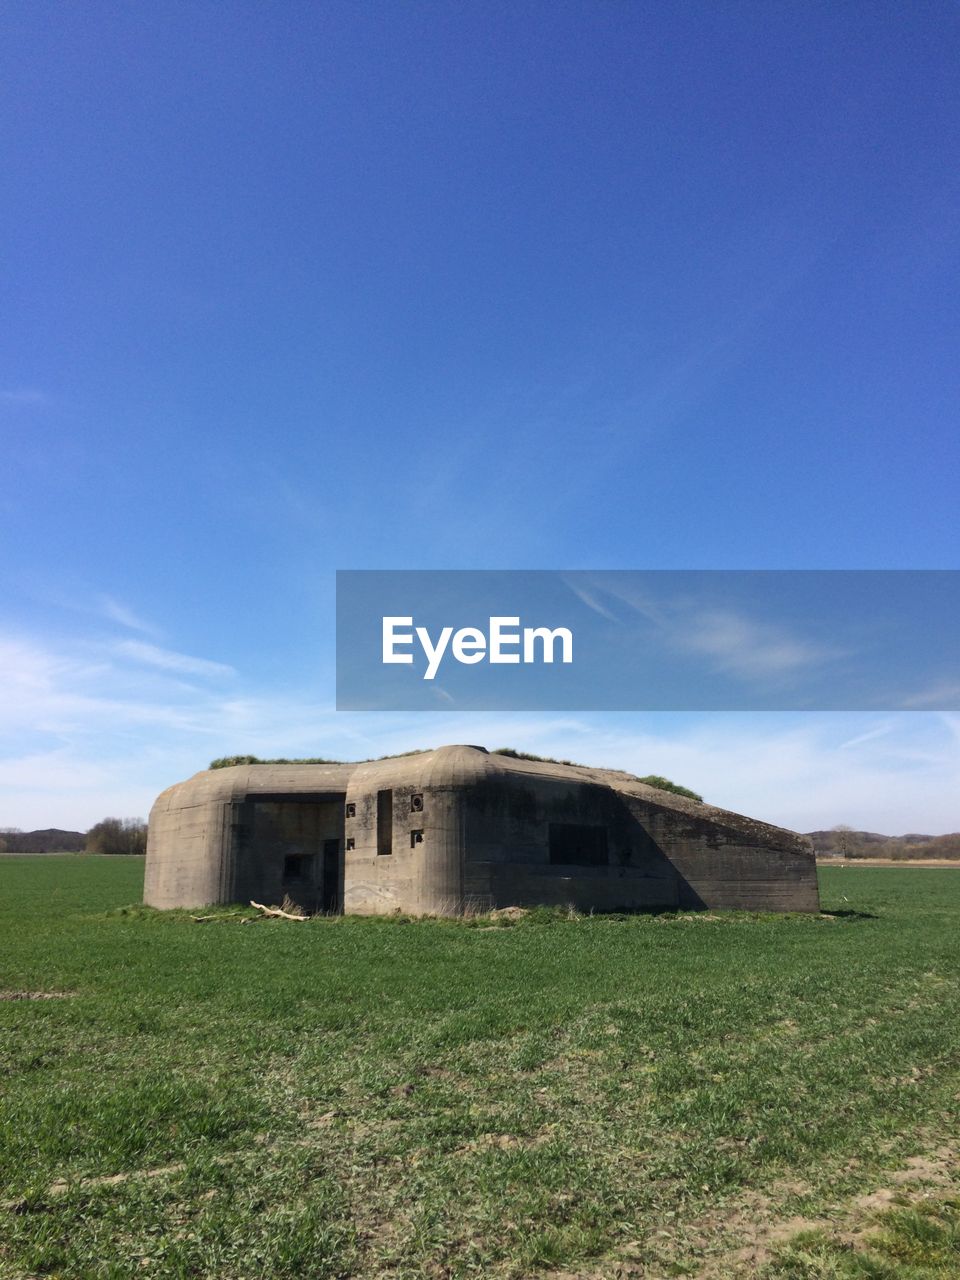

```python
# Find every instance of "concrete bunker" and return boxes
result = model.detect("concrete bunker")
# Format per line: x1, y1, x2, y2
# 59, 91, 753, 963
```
144, 745, 819, 915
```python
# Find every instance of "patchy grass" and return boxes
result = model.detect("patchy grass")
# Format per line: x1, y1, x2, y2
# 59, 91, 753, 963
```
766, 1195, 960, 1278
1, 859, 959, 1277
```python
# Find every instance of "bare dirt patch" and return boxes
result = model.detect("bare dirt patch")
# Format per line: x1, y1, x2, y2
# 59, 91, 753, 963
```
454, 1126, 556, 1156
0, 991, 74, 1001
48, 1163, 187, 1196
686, 1141, 960, 1278
4, 1163, 188, 1214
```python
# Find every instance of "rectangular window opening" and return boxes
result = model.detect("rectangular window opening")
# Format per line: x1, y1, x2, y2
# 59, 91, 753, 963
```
283, 853, 305, 880
548, 823, 609, 867
377, 789, 393, 856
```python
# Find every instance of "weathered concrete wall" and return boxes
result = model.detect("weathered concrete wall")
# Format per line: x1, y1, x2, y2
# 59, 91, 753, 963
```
145, 746, 819, 915
462, 774, 680, 912
342, 746, 491, 915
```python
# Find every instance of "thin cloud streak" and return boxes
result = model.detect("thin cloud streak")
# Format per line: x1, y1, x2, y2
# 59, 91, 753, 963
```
568, 576, 847, 685
0, 387, 48, 406
899, 682, 960, 709
839, 723, 895, 749
682, 608, 843, 678
100, 596, 157, 635
114, 640, 235, 679
563, 579, 622, 623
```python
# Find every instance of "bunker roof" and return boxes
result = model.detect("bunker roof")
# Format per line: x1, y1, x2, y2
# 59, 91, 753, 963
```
150, 745, 807, 855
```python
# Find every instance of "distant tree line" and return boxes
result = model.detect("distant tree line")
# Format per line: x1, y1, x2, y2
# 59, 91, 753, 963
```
856, 833, 960, 860
812, 825, 960, 860
85, 818, 148, 856
0, 821, 147, 854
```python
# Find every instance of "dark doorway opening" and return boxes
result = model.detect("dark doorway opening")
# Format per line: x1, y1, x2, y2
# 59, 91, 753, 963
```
377, 790, 393, 856
322, 838, 341, 913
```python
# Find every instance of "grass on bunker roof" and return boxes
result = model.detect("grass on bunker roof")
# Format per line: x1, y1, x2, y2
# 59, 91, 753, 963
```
1, 858, 959, 1278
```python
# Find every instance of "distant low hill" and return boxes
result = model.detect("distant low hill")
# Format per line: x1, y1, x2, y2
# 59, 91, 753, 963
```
808, 829, 960, 860
0, 828, 86, 853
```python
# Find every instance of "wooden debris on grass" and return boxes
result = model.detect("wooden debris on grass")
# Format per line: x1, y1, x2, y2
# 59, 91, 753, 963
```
250, 900, 308, 921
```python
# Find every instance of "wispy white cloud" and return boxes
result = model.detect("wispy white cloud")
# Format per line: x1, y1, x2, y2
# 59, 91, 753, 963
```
899, 682, 960, 709
838, 723, 895, 750
936, 714, 960, 757
563, 579, 622, 623
114, 640, 235, 679
680, 608, 842, 678
567, 576, 846, 686
0, 633, 239, 741
99, 595, 157, 635
0, 387, 48, 406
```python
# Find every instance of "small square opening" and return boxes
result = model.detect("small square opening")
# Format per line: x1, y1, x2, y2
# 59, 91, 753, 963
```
410, 829, 424, 847
283, 854, 305, 880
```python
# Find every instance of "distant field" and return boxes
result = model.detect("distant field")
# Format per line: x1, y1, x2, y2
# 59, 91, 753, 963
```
1, 858, 959, 1279
817, 857, 960, 867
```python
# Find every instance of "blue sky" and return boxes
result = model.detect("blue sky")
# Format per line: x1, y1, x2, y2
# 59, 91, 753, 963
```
2, 2, 958, 833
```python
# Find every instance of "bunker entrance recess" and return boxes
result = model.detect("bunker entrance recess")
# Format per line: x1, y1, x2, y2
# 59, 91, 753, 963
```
231, 792, 345, 914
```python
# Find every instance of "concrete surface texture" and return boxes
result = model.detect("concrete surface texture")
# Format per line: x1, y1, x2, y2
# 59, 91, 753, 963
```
144, 745, 819, 915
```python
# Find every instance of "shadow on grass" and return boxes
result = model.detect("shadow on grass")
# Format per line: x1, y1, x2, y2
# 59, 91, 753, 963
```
821, 908, 878, 920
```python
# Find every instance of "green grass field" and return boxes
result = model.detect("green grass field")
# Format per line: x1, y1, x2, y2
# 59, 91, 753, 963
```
1, 858, 958, 1279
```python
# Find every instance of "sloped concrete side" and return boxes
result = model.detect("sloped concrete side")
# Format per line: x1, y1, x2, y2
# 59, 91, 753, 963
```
460, 767, 818, 914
